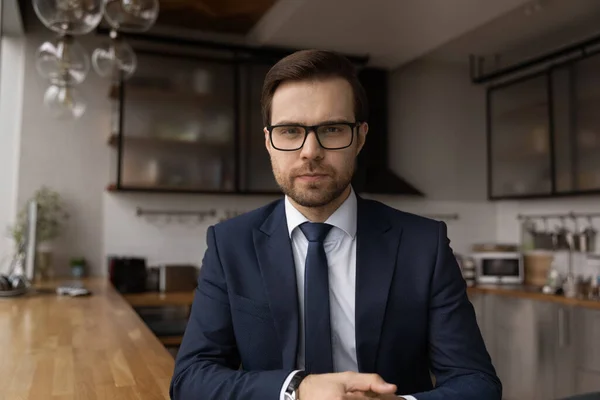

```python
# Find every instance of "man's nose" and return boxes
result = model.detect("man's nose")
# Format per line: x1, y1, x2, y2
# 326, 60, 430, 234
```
299, 131, 324, 159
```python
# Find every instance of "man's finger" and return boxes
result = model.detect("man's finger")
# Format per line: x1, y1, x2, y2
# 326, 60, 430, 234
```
343, 372, 397, 394
346, 390, 378, 398
342, 394, 375, 400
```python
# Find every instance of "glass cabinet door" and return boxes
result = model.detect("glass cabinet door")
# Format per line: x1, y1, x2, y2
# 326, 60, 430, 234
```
553, 54, 600, 193
489, 74, 553, 198
118, 52, 236, 192
238, 62, 280, 193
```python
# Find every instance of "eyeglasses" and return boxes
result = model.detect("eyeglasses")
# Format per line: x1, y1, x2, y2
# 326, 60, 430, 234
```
266, 122, 360, 151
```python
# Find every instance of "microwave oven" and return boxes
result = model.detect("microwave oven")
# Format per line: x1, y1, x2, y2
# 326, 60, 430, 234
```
471, 251, 524, 285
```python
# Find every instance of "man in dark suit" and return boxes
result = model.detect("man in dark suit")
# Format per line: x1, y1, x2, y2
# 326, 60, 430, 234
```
170, 49, 501, 400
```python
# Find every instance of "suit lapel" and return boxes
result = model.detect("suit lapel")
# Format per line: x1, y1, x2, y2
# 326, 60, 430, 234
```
253, 201, 299, 370
355, 198, 402, 373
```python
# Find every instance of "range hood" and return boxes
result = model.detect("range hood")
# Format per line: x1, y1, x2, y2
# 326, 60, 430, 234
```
353, 68, 424, 196
352, 165, 423, 195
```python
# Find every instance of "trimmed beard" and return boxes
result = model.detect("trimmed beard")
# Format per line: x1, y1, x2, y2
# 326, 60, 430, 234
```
272, 160, 354, 208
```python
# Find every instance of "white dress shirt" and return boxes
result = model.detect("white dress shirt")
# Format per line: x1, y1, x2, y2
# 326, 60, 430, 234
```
278, 188, 416, 400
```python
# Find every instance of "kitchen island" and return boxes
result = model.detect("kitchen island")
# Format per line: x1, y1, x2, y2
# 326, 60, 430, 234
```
0, 278, 174, 400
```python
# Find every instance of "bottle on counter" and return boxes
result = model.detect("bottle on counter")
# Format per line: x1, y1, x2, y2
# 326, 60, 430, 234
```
564, 272, 578, 298
590, 275, 599, 300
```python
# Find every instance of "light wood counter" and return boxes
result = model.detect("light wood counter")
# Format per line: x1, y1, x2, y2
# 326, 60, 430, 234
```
0, 278, 175, 400
468, 285, 600, 311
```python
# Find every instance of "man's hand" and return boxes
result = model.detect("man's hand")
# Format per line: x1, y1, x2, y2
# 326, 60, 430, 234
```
347, 391, 404, 399
298, 372, 397, 399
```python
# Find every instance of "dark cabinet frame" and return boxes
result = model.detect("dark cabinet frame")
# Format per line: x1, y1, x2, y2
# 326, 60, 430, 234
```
109, 48, 284, 195
487, 52, 600, 200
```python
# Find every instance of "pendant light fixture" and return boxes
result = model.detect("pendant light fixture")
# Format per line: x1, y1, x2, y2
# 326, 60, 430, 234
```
92, 0, 159, 81
32, 0, 160, 119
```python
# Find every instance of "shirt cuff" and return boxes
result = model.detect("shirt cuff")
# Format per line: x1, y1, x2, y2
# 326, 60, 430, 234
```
279, 370, 302, 400
401, 396, 417, 400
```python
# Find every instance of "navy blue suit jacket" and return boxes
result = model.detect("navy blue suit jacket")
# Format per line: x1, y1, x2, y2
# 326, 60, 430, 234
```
170, 197, 501, 399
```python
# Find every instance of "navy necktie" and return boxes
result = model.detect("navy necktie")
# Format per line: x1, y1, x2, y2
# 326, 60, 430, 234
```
299, 222, 334, 374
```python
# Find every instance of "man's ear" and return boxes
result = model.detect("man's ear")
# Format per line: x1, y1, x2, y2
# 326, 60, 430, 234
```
356, 122, 369, 155
264, 127, 271, 153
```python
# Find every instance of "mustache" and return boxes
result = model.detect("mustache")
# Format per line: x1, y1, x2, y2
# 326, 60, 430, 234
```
291, 162, 333, 176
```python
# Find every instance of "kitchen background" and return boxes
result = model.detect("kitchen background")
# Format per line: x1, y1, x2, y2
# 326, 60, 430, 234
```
2, 1, 600, 399
0, 0, 598, 281
2, 0, 600, 275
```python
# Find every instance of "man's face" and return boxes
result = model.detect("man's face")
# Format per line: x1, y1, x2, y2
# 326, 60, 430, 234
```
264, 77, 368, 208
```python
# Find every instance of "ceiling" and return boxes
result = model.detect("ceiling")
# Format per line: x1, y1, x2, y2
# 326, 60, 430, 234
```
428, 0, 600, 67
141, 0, 600, 71
155, 0, 278, 35
246, 0, 535, 68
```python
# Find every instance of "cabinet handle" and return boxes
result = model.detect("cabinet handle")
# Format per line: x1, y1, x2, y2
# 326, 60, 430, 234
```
558, 308, 569, 348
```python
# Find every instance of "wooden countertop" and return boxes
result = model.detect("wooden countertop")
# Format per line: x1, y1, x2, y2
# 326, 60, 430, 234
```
123, 291, 194, 308
467, 285, 600, 311
0, 278, 175, 400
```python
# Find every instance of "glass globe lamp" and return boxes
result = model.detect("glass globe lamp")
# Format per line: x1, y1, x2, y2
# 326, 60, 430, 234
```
32, 0, 104, 35
92, 32, 137, 80
43, 84, 87, 119
103, 0, 159, 32
36, 35, 90, 85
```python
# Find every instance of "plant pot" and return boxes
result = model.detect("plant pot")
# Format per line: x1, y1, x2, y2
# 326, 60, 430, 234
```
71, 263, 86, 278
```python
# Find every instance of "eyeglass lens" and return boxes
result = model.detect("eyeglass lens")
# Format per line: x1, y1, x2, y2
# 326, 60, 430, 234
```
271, 124, 354, 150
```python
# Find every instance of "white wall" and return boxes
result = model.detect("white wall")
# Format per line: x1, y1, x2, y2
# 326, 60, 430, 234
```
0, 36, 25, 272
386, 57, 497, 255
16, 21, 112, 277
103, 192, 278, 268
389, 58, 488, 202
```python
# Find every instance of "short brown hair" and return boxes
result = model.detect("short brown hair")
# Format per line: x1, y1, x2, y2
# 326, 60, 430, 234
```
261, 49, 368, 126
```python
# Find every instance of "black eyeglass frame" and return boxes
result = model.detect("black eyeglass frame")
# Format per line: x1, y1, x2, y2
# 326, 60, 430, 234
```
266, 121, 362, 151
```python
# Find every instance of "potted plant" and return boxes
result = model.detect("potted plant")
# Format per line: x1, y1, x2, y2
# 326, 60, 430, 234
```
8, 186, 69, 281
70, 257, 86, 278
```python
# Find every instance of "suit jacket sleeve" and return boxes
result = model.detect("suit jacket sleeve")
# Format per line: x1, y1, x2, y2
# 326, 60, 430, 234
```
169, 226, 292, 399
411, 222, 502, 400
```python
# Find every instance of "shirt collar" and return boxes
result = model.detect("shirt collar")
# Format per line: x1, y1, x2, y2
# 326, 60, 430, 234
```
284, 186, 357, 239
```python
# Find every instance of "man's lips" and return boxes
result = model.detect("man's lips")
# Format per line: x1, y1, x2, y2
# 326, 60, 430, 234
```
296, 173, 328, 181
297, 173, 327, 177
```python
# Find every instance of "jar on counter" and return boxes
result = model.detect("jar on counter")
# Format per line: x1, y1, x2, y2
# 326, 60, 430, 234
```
576, 275, 593, 299
457, 254, 477, 287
